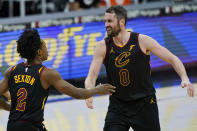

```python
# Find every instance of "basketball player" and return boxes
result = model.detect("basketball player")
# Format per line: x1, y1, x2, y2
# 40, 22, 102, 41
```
0, 29, 116, 131
85, 5, 194, 131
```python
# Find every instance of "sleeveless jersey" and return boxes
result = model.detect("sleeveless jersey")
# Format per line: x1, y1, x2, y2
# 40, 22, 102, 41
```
104, 32, 155, 101
8, 63, 48, 122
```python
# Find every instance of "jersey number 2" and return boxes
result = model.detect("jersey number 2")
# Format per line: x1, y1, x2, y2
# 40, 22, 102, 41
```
16, 88, 27, 111
119, 69, 130, 86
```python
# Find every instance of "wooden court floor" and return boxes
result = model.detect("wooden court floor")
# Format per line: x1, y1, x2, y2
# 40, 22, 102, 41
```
0, 83, 196, 131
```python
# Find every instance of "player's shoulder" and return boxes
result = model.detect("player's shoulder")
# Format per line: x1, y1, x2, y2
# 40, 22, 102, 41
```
138, 34, 149, 39
138, 34, 154, 43
42, 67, 58, 75
4, 65, 17, 77
98, 39, 106, 45
95, 39, 106, 49
41, 67, 60, 78
138, 34, 153, 40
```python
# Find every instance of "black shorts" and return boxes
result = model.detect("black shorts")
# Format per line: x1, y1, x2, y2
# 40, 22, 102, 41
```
7, 120, 47, 131
104, 95, 160, 131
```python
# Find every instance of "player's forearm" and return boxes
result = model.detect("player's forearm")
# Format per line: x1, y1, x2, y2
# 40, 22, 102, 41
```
0, 98, 10, 111
75, 88, 98, 99
60, 81, 97, 99
170, 56, 189, 81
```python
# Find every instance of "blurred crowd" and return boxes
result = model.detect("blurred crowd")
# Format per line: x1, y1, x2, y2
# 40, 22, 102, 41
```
0, 0, 193, 18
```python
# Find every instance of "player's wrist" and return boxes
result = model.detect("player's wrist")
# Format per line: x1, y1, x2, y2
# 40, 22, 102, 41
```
85, 85, 95, 89
181, 77, 190, 82
93, 87, 100, 94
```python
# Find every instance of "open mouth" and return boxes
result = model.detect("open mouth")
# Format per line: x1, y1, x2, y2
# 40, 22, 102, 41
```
106, 27, 112, 32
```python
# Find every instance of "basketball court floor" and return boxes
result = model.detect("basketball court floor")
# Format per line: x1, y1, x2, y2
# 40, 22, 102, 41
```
0, 83, 196, 131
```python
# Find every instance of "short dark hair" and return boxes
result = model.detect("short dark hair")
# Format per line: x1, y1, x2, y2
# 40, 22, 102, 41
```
17, 29, 42, 60
106, 5, 127, 26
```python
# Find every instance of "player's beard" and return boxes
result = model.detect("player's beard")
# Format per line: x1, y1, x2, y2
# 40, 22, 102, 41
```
106, 22, 121, 37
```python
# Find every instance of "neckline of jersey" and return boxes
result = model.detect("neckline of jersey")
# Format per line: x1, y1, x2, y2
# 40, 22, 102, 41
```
21, 62, 41, 67
112, 31, 132, 48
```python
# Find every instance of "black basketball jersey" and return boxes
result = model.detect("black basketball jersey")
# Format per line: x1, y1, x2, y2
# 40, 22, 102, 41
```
8, 63, 48, 122
104, 32, 155, 101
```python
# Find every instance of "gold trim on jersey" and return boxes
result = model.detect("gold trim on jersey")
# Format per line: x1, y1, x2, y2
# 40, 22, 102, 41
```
42, 97, 47, 110
9, 65, 16, 74
129, 45, 135, 51
114, 41, 128, 48
38, 66, 44, 74
12, 66, 16, 71
115, 52, 131, 68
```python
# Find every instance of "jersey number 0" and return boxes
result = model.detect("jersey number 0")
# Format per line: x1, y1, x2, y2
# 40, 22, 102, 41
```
119, 69, 130, 86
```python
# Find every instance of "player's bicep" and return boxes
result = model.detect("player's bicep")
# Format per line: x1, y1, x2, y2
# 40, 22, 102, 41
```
46, 69, 65, 89
142, 35, 176, 63
46, 69, 79, 96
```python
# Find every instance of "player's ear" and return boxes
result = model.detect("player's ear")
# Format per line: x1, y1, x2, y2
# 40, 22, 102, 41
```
37, 49, 42, 56
120, 18, 125, 27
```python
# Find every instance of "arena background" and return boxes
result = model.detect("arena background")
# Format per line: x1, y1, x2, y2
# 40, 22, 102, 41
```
0, 0, 197, 131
